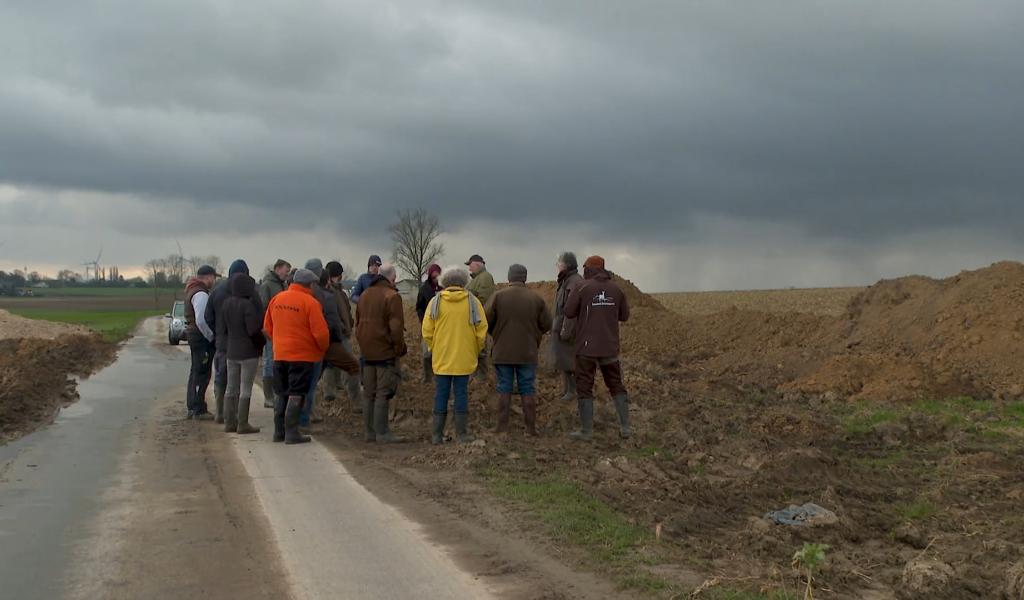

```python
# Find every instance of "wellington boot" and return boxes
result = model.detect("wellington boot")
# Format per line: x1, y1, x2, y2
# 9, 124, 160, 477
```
455, 413, 474, 444
236, 396, 261, 434
272, 396, 286, 442
569, 398, 594, 441
223, 393, 239, 433
431, 413, 447, 445
363, 397, 376, 442
284, 396, 311, 444
495, 393, 512, 433
613, 394, 631, 439
214, 384, 226, 424
522, 395, 539, 437
558, 372, 577, 402
262, 376, 275, 408
374, 398, 405, 443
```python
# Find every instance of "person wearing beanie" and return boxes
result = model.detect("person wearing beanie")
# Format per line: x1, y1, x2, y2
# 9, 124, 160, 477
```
552, 251, 583, 403
263, 268, 330, 445
563, 255, 632, 440
350, 254, 383, 304
204, 259, 252, 424
297, 258, 346, 429
465, 254, 496, 379
184, 265, 219, 420
484, 264, 552, 436
355, 263, 408, 443
319, 260, 361, 414
416, 263, 443, 383
258, 259, 291, 408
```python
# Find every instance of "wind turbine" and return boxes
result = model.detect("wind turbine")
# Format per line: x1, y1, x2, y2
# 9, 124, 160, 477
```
82, 245, 103, 282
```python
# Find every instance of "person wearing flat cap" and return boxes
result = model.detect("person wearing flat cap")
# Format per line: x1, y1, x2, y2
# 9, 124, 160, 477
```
563, 255, 632, 441
465, 254, 496, 378
484, 264, 552, 436
263, 268, 330, 445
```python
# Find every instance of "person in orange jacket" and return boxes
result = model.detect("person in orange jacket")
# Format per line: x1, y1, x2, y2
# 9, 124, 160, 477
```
263, 268, 330, 444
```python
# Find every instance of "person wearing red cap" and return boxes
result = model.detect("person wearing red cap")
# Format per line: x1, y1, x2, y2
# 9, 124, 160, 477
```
563, 255, 631, 440
416, 263, 443, 383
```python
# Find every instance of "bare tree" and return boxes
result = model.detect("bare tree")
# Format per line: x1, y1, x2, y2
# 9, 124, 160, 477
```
388, 208, 444, 280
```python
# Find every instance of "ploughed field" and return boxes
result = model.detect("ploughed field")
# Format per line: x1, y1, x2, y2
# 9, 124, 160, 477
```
323, 263, 1024, 599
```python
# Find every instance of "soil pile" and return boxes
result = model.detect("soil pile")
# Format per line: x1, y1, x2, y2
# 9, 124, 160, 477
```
0, 333, 116, 442
0, 308, 93, 339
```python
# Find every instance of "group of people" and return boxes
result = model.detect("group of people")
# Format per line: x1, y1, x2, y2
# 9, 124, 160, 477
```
182, 250, 631, 445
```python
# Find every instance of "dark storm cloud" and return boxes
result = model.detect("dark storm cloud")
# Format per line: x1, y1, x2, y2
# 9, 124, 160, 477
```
2, 0, 1023, 243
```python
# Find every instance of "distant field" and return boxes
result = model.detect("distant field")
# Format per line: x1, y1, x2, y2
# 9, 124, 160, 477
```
0, 287, 180, 342
653, 287, 865, 317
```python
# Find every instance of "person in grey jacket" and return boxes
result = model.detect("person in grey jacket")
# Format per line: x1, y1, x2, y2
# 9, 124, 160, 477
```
299, 258, 343, 427
552, 251, 583, 402
258, 259, 290, 407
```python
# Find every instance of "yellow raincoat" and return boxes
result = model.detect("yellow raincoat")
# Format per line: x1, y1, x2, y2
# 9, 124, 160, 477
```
421, 287, 488, 376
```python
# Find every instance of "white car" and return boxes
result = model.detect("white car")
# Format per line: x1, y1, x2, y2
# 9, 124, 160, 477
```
166, 301, 187, 345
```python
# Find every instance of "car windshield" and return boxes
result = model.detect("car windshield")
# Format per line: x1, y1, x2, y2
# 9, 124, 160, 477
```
172, 301, 185, 318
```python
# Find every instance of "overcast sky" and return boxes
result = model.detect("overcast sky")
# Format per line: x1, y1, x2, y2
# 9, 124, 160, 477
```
1, 1, 1022, 292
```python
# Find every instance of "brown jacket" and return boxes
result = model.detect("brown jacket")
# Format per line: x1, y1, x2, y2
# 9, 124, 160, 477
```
485, 283, 553, 365
330, 282, 354, 338
564, 270, 629, 358
355, 276, 407, 362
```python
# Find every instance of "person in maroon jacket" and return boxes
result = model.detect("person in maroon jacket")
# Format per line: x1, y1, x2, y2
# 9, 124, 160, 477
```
563, 255, 631, 440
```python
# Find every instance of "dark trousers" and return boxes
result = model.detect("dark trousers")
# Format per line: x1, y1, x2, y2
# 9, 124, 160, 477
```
186, 331, 215, 414
575, 355, 627, 400
213, 349, 228, 389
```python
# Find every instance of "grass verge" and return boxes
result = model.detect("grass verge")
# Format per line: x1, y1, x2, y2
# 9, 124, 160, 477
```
6, 308, 160, 342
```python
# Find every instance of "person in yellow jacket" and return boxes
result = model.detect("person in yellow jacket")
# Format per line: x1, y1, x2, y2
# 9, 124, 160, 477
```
422, 265, 488, 445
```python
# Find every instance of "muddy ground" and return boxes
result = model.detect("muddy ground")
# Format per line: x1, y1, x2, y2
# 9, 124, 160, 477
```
0, 314, 117, 443
318, 263, 1024, 599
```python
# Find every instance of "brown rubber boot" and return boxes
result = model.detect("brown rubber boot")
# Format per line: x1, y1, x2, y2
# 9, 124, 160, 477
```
495, 393, 512, 433
522, 395, 538, 437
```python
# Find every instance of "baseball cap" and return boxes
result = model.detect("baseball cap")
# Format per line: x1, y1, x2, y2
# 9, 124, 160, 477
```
464, 254, 485, 265
197, 265, 220, 277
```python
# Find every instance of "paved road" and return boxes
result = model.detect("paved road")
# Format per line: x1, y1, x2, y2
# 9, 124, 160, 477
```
0, 318, 495, 599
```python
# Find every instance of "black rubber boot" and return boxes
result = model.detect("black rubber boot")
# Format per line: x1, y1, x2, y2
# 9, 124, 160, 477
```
363, 397, 376, 442
613, 394, 631, 439
455, 413, 473, 444
374, 398, 404, 443
272, 396, 286, 442
569, 398, 594, 441
431, 413, 447, 445
262, 376, 275, 408
214, 384, 226, 424
223, 392, 238, 433
559, 372, 577, 402
284, 396, 311, 444
236, 395, 261, 434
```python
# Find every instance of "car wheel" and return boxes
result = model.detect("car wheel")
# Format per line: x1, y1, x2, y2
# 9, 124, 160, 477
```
170, 335, 179, 346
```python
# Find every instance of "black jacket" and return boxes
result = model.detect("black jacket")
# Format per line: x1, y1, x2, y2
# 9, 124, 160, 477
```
222, 274, 265, 361
416, 280, 440, 322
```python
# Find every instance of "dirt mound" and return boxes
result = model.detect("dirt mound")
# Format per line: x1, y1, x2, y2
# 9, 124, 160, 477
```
0, 308, 93, 340
0, 334, 116, 442
524, 274, 666, 311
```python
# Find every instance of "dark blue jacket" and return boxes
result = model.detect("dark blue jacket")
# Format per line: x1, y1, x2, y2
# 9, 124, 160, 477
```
350, 272, 376, 304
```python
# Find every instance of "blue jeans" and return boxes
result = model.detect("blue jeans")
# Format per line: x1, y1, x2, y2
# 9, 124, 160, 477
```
300, 361, 323, 426
262, 339, 274, 378
434, 375, 469, 415
495, 364, 537, 395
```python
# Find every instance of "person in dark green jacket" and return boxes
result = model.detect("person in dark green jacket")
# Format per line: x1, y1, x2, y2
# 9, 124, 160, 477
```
465, 254, 496, 377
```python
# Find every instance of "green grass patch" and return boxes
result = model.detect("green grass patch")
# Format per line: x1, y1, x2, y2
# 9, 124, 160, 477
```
30, 287, 179, 297
483, 472, 653, 565
703, 588, 796, 600
627, 445, 672, 460
617, 573, 678, 593
898, 498, 937, 521
842, 408, 899, 435
6, 308, 161, 342
851, 450, 906, 469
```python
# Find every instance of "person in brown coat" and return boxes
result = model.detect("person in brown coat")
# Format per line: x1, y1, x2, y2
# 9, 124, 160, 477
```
563, 255, 631, 440
355, 263, 408, 443
320, 261, 361, 413
485, 264, 553, 435
551, 251, 583, 402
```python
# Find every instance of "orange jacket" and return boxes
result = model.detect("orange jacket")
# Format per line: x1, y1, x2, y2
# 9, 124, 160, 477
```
263, 284, 330, 362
